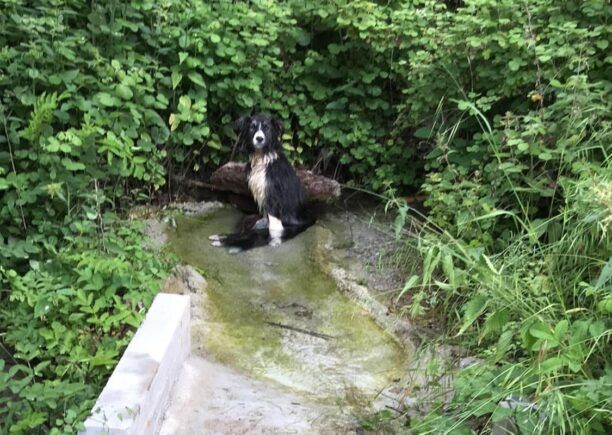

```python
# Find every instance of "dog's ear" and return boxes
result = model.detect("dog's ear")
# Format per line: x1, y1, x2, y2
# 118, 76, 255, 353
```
229, 116, 251, 157
231, 116, 250, 133
272, 116, 284, 138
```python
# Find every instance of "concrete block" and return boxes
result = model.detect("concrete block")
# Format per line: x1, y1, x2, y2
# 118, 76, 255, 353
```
81, 293, 190, 435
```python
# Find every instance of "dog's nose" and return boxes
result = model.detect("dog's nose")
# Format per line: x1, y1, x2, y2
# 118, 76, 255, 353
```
255, 135, 264, 143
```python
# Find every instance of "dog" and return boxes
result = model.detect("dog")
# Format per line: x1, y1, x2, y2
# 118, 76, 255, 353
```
209, 113, 315, 252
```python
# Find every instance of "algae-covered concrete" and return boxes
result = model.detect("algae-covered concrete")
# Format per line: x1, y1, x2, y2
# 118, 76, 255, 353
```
162, 206, 414, 432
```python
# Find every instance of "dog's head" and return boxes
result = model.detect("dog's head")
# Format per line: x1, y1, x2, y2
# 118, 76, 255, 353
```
234, 113, 283, 154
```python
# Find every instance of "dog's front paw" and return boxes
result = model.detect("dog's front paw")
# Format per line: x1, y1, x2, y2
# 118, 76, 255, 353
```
209, 234, 225, 247
268, 238, 282, 248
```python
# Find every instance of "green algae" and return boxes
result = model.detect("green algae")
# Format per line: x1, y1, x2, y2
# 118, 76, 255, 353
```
167, 207, 410, 407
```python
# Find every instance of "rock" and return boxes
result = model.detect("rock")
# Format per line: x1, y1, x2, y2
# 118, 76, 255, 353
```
144, 218, 168, 249
162, 265, 207, 295
491, 396, 538, 435
210, 161, 341, 202
168, 201, 225, 215
459, 356, 483, 369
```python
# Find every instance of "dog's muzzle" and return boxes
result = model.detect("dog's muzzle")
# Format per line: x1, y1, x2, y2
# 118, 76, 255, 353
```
253, 130, 266, 148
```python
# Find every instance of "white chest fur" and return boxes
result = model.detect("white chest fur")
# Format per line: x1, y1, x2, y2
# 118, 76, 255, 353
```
247, 152, 277, 212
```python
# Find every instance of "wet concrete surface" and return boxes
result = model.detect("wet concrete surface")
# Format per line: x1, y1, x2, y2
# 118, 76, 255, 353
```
160, 206, 413, 433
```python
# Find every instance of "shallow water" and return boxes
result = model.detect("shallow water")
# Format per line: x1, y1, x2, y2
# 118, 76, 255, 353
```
167, 207, 410, 409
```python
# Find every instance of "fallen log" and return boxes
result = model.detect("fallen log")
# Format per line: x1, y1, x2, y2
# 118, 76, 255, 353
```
210, 161, 341, 203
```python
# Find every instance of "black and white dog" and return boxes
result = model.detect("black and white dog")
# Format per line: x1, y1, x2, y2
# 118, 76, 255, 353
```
209, 113, 315, 252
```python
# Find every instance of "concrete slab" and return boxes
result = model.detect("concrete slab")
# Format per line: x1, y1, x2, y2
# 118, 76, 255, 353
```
159, 355, 352, 435
82, 293, 190, 435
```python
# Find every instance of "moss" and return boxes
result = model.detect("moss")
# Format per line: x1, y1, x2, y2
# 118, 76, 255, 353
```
167, 207, 410, 406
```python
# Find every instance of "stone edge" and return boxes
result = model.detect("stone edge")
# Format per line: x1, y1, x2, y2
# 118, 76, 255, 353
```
80, 293, 190, 435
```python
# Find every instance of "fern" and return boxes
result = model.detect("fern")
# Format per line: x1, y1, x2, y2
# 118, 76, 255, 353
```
481, 308, 510, 340
20, 92, 58, 143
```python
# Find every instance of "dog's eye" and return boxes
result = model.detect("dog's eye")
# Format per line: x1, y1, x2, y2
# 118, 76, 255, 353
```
249, 123, 257, 130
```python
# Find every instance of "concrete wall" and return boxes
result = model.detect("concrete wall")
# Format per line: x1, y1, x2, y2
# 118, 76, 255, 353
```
81, 293, 190, 435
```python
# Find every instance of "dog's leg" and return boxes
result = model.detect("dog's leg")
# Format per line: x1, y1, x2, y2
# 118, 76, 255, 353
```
209, 234, 226, 247
268, 215, 283, 247
253, 216, 269, 230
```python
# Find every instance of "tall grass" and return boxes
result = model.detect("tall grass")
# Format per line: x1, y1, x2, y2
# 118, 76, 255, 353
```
387, 78, 611, 433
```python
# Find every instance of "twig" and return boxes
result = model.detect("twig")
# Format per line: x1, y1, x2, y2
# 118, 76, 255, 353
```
265, 321, 334, 340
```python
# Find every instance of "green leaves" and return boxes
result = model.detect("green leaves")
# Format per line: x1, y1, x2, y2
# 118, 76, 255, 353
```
1, 221, 169, 434
458, 294, 488, 336
171, 68, 183, 89
61, 158, 86, 171
508, 58, 522, 71
187, 71, 206, 88
115, 84, 133, 100
396, 274, 419, 303
95, 92, 120, 107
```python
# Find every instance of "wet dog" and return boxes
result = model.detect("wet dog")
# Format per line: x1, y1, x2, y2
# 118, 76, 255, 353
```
209, 114, 315, 252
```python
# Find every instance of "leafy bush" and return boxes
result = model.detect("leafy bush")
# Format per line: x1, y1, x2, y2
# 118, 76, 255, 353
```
398, 162, 611, 433
386, 0, 611, 428
1, 221, 167, 433
0, 2, 173, 432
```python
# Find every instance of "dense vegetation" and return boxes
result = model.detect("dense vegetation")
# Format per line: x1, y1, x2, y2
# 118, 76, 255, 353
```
0, 0, 609, 433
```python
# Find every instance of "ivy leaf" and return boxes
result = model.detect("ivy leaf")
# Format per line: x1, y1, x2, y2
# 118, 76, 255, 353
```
294, 28, 311, 46
59, 69, 79, 83
517, 141, 529, 152
187, 71, 206, 88
178, 95, 191, 113
171, 68, 182, 89
48, 74, 62, 85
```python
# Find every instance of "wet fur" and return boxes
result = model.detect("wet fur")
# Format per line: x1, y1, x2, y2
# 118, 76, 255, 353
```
210, 114, 315, 252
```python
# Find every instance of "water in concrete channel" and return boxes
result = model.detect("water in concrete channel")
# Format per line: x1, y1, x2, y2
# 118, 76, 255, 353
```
166, 206, 410, 428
